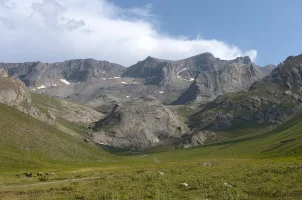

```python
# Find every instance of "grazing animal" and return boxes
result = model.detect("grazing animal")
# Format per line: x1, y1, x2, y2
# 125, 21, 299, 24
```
51, 173, 55, 176
37, 172, 44, 176
203, 162, 212, 167
45, 172, 50, 176
24, 173, 32, 177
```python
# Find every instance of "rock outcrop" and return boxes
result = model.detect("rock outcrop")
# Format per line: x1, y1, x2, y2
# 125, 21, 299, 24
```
172, 59, 269, 105
188, 54, 302, 131
1, 59, 125, 88
0, 68, 46, 119
123, 53, 273, 88
90, 97, 186, 150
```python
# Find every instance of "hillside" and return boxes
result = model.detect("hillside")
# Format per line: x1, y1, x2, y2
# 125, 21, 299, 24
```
0, 103, 110, 172
188, 54, 302, 135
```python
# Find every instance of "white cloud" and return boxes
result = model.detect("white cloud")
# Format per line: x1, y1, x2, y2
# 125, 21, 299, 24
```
0, 0, 257, 66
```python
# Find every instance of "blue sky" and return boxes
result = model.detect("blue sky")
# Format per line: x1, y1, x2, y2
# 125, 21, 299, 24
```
115, 0, 302, 66
0, 0, 301, 66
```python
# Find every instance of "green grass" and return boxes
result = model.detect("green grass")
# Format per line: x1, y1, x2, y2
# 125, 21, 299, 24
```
0, 103, 113, 173
1, 100, 302, 199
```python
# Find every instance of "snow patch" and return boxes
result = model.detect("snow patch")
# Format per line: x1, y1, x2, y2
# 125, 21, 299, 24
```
114, 76, 121, 79
121, 82, 127, 84
126, 96, 130, 98
37, 85, 46, 89
103, 78, 106, 80
102, 71, 106, 74
178, 68, 187, 75
190, 78, 195, 81
51, 84, 57, 87
60, 79, 71, 85
159, 91, 164, 94
133, 82, 138, 84
177, 68, 188, 80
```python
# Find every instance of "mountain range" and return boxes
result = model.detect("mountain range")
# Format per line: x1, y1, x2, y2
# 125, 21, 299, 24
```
7, 52, 302, 150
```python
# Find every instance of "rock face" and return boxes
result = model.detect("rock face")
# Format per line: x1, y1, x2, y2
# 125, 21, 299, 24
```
0, 68, 46, 119
123, 53, 273, 88
0, 67, 8, 77
1, 59, 125, 88
189, 54, 302, 131
260, 64, 276, 74
0, 67, 102, 125
251, 54, 302, 90
90, 97, 186, 150
172, 58, 270, 105
177, 131, 218, 148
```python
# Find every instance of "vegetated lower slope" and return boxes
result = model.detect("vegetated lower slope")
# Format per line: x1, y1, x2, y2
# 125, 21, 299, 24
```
31, 92, 103, 126
0, 103, 110, 172
154, 110, 302, 161
2, 111, 302, 200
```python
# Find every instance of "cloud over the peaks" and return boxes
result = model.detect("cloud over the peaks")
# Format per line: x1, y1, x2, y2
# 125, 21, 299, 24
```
0, 0, 257, 66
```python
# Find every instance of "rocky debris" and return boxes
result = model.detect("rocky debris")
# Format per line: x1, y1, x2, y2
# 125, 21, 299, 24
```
47, 100, 103, 125
180, 183, 189, 187
178, 131, 218, 148
158, 172, 164, 176
90, 97, 186, 150
1, 59, 125, 88
224, 182, 233, 188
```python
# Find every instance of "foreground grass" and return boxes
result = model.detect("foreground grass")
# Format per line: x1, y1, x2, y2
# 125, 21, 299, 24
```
0, 158, 302, 199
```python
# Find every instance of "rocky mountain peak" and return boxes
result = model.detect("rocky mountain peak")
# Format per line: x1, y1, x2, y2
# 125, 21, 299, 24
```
233, 56, 252, 65
251, 54, 302, 90
0, 67, 8, 77
1, 59, 125, 88
192, 52, 215, 60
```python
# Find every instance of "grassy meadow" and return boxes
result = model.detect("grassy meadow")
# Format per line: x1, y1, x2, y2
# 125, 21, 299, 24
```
1, 100, 302, 199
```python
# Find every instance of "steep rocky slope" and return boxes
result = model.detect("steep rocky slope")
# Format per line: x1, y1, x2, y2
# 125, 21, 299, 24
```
172, 62, 269, 104
123, 53, 273, 87
0, 67, 46, 120
0, 67, 102, 126
90, 97, 186, 150
188, 54, 302, 131
1, 59, 125, 88
1, 54, 274, 108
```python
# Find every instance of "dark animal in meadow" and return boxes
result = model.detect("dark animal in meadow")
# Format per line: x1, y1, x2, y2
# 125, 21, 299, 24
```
37, 172, 44, 176
24, 173, 32, 177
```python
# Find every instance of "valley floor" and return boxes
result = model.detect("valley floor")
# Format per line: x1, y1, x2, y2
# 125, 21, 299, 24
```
0, 157, 302, 200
